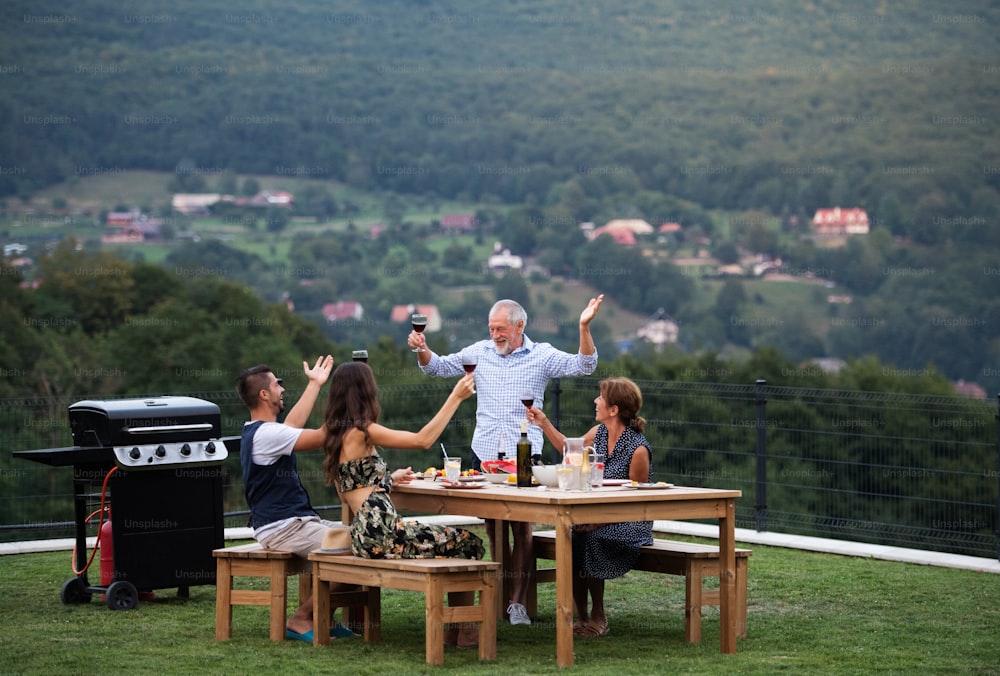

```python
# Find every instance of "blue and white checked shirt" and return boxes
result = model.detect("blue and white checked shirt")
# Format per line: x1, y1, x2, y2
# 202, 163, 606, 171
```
420, 335, 598, 462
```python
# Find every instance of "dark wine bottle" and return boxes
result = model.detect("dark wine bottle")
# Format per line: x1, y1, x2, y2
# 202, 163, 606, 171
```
516, 419, 532, 487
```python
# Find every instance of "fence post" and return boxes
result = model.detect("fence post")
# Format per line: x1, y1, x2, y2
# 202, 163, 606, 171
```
755, 379, 768, 532
995, 393, 999, 562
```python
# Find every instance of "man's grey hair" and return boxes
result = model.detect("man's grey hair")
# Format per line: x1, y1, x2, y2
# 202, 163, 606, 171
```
490, 299, 527, 328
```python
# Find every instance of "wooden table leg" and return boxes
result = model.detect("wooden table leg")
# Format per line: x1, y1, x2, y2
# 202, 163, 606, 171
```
554, 516, 574, 667
718, 498, 737, 654
492, 518, 510, 619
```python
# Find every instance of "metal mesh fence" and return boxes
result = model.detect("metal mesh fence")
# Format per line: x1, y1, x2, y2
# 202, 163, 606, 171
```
2, 379, 997, 559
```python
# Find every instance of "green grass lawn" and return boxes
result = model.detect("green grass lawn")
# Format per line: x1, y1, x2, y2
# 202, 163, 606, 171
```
2, 531, 998, 674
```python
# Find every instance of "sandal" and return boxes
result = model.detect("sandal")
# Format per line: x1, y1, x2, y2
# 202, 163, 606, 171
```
576, 620, 610, 638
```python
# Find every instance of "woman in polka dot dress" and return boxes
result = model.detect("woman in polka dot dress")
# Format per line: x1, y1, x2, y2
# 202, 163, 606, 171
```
527, 377, 652, 638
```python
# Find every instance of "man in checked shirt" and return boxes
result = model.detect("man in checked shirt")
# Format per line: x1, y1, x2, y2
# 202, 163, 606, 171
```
408, 294, 604, 626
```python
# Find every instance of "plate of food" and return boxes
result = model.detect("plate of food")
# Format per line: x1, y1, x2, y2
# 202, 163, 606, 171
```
623, 481, 675, 490
441, 480, 488, 489
602, 479, 631, 486
458, 474, 485, 482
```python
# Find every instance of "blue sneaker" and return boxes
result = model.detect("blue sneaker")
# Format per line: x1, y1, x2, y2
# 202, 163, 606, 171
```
331, 622, 360, 638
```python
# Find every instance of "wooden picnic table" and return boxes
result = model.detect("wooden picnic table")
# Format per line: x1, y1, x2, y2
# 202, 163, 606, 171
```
393, 480, 742, 667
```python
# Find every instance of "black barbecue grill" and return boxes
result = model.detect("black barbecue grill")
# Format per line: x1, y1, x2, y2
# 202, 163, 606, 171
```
14, 396, 234, 610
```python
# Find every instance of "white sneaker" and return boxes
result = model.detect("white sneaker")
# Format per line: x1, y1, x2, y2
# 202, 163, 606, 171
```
507, 602, 531, 625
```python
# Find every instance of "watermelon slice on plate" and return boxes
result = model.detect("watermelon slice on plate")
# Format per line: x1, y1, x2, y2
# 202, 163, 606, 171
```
481, 459, 517, 474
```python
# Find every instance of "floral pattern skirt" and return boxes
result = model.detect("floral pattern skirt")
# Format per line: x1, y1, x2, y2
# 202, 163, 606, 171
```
351, 490, 485, 560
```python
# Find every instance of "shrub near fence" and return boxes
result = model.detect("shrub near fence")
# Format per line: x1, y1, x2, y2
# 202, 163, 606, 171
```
1, 380, 997, 560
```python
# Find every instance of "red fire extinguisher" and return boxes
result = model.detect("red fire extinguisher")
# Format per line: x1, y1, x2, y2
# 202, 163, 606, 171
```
99, 511, 114, 587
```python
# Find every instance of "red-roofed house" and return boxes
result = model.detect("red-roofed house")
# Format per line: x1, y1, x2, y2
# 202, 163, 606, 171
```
322, 301, 364, 322
440, 214, 475, 232
107, 209, 140, 227
812, 208, 870, 235
953, 380, 987, 399
590, 226, 637, 246
390, 304, 442, 332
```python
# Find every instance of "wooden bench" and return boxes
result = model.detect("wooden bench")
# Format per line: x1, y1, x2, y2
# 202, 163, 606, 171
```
310, 551, 500, 665
529, 531, 751, 643
213, 543, 373, 642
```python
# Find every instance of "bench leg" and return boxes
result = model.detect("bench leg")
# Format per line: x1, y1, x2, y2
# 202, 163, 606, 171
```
684, 559, 704, 644
313, 563, 331, 646
479, 573, 498, 660
215, 558, 233, 641
425, 577, 446, 665
265, 559, 289, 642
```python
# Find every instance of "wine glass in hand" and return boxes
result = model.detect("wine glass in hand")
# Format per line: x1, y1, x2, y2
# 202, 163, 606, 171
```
520, 392, 534, 409
461, 355, 478, 394
410, 313, 427, 352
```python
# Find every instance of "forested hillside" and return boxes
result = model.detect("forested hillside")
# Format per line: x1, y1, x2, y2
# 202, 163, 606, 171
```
2, 0, 999, 394
2, 0, 998, 235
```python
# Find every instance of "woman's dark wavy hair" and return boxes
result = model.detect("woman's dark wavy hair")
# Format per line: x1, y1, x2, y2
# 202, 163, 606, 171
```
322, 362, 381, 487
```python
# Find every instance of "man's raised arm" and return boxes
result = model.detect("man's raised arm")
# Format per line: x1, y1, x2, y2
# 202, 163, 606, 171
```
283, 355, 334, 428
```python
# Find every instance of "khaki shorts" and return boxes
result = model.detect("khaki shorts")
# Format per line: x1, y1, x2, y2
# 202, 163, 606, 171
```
258, 516, 348, 559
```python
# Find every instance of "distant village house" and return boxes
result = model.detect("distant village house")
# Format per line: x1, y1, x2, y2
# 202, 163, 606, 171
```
390, 304, 442, 332
636, 308, 679, 345
439, 213, 475, 232
811, 207, 870, 236
322, 301, 365, 323
102, 209, 163, 243
585, 219, 654, 246
171, 191, 294, 216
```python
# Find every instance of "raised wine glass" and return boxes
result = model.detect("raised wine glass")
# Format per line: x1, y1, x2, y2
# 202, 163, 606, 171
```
410, 313, 427, 352
461, 354, 478, 394
520, 392, 534, 409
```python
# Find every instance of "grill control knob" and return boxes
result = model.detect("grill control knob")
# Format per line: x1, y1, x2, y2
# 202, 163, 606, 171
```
206, 442, 216, 454
129, 447, 141, 460
180, 443, 191, 457
155, 445, 167, 458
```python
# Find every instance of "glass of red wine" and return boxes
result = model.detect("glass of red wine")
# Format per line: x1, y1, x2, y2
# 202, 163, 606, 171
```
520, 392, 534, 408
411, 313, 427, 352
461, 355, 477, 393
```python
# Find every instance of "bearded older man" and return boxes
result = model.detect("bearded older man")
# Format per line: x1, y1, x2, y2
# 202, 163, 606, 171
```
407, 294, 603, 626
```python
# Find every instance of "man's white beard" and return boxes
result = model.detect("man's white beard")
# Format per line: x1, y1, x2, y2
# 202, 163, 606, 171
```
494, 340, 512, 356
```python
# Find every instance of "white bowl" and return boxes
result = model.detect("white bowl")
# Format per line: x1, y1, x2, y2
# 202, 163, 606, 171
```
531, 465, 559, 487
482, 472, 510, 484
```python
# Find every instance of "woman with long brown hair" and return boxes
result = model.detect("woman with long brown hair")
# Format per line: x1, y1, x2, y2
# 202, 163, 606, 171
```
322, 362, 483, 646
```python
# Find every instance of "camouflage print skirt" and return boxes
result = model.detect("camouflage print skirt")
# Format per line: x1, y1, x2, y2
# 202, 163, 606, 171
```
351, 490, 485, 560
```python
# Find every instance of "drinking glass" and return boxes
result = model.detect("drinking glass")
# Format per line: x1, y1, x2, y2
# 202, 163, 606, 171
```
445, 457, 461, 483
519, 392, 534, 409
461, 355, 477, 393
588, 449, 604, 488
411, 313, 427, 352
556, 466, 574, 491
